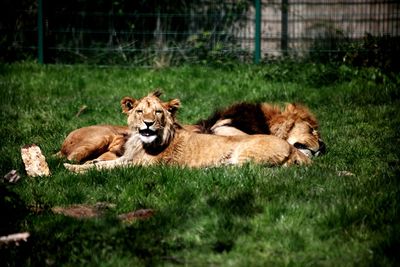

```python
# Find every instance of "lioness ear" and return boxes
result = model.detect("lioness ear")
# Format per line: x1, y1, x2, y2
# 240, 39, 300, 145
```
121, 97, 136, 114
166, 99, 181, 114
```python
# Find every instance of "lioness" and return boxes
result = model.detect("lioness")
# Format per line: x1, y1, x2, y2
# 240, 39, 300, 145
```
64, 92, 310, 173
58, 95, 324, 163
57, 125, 130, 162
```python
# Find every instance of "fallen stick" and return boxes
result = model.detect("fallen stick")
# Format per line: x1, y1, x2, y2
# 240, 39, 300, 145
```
0, 232, 30, 246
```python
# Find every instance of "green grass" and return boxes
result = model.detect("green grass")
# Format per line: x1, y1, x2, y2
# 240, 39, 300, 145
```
0, 62, 399, 266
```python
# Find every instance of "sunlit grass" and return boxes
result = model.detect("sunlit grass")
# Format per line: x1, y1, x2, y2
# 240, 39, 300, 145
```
0, 62, 399, 266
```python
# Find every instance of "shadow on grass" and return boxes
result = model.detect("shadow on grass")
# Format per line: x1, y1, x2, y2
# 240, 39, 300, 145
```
207, 190, 262, 253
0, 184, 30, 264
1, 178, 264, 266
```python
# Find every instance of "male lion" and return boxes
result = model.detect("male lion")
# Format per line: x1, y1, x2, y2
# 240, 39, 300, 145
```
195, 102, 326, 157
58, 95, 324, 163
64, 92, 310, 173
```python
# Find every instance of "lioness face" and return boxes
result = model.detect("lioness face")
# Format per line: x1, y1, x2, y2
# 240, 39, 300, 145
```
286, 121, 325, 157
121, 92, 180, 145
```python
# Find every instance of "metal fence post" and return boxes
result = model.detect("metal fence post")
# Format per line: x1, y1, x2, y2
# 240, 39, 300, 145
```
254, 0, 261, 64
281, 0, 288, 56
38, 0, 44, 64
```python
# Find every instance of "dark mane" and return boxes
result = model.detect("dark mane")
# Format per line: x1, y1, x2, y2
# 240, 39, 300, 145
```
195, 102, 271, 134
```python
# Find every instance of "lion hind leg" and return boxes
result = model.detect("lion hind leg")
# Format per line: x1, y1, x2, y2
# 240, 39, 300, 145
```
65, 139, 110, 162
65, 135, 125, 163
210, 119, 232, 130
212, 125, 248, 136
66, 148, 96, 162
96, 151, 120, 161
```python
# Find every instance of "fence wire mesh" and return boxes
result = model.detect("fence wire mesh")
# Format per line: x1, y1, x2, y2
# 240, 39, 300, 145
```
1, 0, 399, 66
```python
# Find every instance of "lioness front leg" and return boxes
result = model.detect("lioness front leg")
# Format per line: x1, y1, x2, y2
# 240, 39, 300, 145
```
284, 146, 311, 165
64, 157, 130, 173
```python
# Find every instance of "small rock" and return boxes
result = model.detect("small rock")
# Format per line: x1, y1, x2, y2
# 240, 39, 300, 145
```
21, 144, 50, 177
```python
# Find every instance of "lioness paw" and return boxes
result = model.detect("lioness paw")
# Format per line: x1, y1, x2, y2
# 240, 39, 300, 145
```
64, 163, 88, 173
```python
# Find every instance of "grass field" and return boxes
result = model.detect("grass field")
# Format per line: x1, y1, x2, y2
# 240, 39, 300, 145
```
0, 62, 399, 266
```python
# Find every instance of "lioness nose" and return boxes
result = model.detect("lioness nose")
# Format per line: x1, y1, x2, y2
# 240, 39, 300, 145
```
144, 121, 154, 128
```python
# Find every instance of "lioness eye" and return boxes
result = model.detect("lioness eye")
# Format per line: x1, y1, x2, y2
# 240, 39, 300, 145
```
136, 110, 143, 114
155, 110, 162, 114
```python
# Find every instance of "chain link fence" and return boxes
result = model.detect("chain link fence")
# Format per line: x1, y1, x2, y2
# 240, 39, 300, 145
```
1, 0, 399, 67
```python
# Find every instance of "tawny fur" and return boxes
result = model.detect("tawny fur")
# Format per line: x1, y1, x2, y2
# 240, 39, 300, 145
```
58, 97, 324, 163
195, 102, 324, 156
57, 125, 129, 162
64, 92, 310, 173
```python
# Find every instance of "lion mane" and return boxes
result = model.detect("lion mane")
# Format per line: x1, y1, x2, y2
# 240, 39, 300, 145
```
195, 102, 325, 157
64, 92, 310, 173
58, 95, 325, 163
